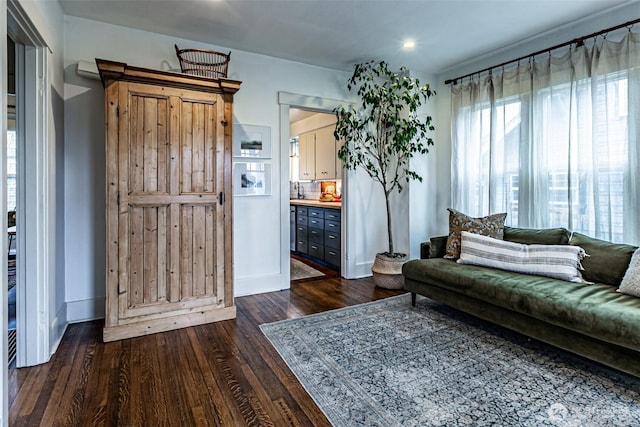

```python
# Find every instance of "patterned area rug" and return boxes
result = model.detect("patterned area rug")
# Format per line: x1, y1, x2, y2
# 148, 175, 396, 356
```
261, 294, 640, 426
291, 257, 325, 281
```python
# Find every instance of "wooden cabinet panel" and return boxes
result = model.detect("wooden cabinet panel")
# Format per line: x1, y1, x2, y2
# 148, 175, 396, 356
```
98, 60, 240, 341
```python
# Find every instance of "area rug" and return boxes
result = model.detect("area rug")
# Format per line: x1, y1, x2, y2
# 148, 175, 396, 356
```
291, 257, 325, 280
260, 294, 640, 426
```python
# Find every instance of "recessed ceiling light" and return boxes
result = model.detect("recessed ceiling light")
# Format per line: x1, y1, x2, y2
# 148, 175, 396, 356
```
402, 40, 415, 49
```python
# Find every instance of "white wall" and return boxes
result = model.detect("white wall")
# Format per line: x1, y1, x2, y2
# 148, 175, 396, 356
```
431, 2, 640, 238
34, 0, 67, 358
63, 16, 444, 307
408, 70, 439, 259
1, 1, 8, 421
57, 1, 640, 324
5, 0, 66, 368
65, 16, 428, 313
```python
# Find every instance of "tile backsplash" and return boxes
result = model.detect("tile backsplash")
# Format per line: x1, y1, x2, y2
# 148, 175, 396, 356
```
290, 180, 342, 200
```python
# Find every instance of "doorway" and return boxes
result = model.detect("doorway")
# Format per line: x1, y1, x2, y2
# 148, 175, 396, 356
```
6, 0, 57, 369
278, 92, 355, 285
6, 36, 17, 366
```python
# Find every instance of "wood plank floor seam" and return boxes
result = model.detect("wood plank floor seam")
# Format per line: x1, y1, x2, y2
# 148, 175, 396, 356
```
8, 275, 405, 426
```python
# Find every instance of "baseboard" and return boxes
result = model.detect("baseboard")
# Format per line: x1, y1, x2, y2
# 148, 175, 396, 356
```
49, 303, 68, 357
234, 273, 290, 297
345, 261, 373, 279
63, 277, 291, 319
66, 297, 106, 323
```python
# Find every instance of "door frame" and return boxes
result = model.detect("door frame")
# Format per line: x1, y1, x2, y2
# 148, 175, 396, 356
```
1, 2, 9, 423
277, 92, 356, 280
7, 0, 55, 369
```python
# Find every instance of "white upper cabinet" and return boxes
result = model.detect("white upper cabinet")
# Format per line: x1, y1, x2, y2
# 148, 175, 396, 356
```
298, 131, 316, 180
314, 125, 337, 179
298, 124, 339, 180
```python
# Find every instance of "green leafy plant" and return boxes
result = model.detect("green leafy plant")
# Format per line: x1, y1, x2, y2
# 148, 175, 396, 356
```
334, 60, 435, 257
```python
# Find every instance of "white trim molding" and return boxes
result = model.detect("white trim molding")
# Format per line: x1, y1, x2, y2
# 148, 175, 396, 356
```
0, 1, 9, 424
66, 298, 106, 323
16, 42, 54, 367
9, 0, 58, 368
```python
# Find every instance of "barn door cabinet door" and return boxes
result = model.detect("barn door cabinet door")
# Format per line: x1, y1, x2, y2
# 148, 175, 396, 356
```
97, 59, 241, 342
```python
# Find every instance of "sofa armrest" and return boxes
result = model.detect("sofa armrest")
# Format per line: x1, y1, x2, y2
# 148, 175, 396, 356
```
420, 242, 431, 259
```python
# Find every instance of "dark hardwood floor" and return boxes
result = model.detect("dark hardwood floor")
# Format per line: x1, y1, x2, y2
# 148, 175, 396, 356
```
8, 269, 405, 426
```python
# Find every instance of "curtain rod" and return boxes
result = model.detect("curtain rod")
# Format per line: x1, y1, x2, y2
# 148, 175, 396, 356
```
445, 17, 640, 85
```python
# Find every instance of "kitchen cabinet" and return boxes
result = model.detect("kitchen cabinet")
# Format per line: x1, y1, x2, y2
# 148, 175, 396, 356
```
292, 205, 340, 270
290, 205, 296, 251
315, 125, 337, 179
298, 132, 315, 180
298, 124, 339, 180
295, 206, 309, 254
97, 59, 240, 342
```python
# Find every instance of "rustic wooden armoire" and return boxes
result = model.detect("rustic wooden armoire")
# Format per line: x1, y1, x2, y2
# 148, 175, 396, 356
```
96, 59, 241, 342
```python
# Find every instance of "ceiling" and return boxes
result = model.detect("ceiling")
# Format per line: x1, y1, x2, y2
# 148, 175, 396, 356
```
59, 0, 634, 75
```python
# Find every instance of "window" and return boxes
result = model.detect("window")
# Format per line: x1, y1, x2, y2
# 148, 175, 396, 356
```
451, 35, 639, 244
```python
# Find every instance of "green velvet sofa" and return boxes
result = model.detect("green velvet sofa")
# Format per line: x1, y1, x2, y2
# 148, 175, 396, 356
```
402, 226, 640, 377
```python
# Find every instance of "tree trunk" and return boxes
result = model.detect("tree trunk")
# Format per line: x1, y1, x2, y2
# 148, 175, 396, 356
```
385, 190, 394, 255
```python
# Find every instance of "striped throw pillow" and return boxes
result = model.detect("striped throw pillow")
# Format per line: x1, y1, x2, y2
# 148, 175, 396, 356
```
458, 231, 590, 283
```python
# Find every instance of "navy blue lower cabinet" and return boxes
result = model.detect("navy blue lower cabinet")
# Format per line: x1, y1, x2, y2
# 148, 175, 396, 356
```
291, 205, 341, 270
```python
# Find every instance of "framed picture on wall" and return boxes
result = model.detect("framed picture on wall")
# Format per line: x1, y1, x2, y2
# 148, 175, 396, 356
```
233, 162, 272, 196
233, 124, 272, 158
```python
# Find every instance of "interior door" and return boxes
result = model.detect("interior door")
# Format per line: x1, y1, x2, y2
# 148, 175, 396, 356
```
104, 81, 233, 341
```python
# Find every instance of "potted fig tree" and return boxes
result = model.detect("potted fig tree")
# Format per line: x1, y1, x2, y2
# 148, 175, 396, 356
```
334, 60, 435, 288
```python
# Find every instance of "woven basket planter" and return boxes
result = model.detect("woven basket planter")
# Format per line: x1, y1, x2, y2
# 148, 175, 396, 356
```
371, 253, 407, 289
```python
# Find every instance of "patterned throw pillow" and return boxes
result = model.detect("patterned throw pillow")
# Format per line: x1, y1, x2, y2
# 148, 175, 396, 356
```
444, 208, 507, 259
617, 249, 640, 297
458, 231, 590, 283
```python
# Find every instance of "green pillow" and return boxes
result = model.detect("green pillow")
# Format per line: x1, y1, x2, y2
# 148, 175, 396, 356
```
569, 232, 637, 286
429, 236, 448, 258
504, 226, 570, 245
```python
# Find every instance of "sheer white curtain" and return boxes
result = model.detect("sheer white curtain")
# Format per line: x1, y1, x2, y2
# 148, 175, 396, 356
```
451, 30, 640, 244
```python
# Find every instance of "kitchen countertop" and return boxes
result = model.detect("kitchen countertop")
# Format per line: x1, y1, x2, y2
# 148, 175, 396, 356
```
290, 199, 342, 209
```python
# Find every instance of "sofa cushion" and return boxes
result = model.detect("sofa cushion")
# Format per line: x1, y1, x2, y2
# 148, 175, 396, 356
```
458, 231, 588, 283
569, 232, 637, 287
618, 248, 640, 297
444, 208, 507, 260
504, 226, 570, 245
402, 258, 640, 352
